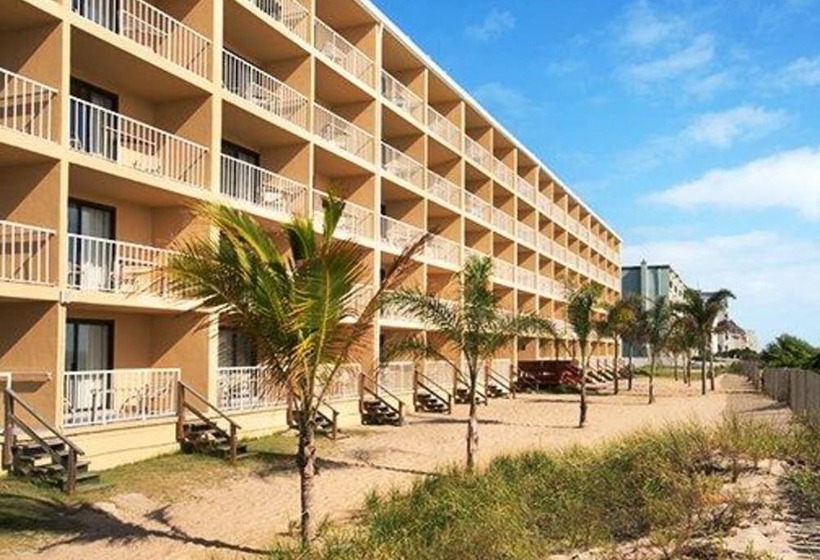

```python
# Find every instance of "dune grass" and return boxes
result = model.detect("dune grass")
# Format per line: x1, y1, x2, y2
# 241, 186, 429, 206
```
270, 417, 819, 560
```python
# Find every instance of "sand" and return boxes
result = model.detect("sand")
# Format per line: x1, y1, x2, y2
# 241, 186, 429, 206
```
5, 375, 784, 560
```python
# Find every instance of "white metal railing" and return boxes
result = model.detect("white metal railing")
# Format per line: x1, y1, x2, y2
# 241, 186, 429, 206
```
0, 220, 54, 286
314, 18, 374, 86
427, 107, 461, 150
537, 193, 552, 217
516, 177, 535, 204
464, 247, 484, 263
380, 362, 414, 395
464, 136, 492, 172
464, 191, 492, 223
425, 360, 454, 389
380, 293, 423, 326
381, 70, 424, 122
217, 365, 285, 412
537, 233, 550, 256
381, 143, 424, 188
67, 233, 183, 298
314, 104, 374, 162
320, 363, 362, 402
63, 368, 180, 427
493, 158, 514, 187
0, 68, 57, 141
73, 0, 210, 78
492, 208, 515, 236
424, 235, 460, 267
221, 155, 307, 217
246, 0, 310, 41
313, 192, 374, 240
552, 240, 567, 264
492, 257, 515, 285
69, 97, 209, 188
427, 170, 461, 208
518, 223, 536, 247
223, 51, 308, 130
490, 358, 512, 383
516, 267, 536, 292
380, 215, 423, 252
349, 283, 373, 316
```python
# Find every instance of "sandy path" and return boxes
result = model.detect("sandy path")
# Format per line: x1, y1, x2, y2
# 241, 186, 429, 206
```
8, 375, 775, 560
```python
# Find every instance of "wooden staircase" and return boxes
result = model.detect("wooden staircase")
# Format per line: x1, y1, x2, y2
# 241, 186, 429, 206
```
287, 401, 340, 439
3, 389, 99, 494
414, 373, 452, 414
454, 383, 487, 405
176, 381, 250, 463
360, 384, 405, 426
485, 368, 514, 399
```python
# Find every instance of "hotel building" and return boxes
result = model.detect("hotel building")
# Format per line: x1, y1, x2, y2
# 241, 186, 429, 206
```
0, 0, 621, 471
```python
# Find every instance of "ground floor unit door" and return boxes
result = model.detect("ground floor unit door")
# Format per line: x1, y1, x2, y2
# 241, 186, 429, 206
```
64, 320, 113, 423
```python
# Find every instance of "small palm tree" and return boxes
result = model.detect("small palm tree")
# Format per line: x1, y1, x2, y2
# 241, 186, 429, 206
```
165, 198, 423, 546
567, 281, 603, 427
620, 296, 647, 391
644, 296, 673, 404
595, 295, 640, 395
385, 256, 556, 470
674, 288, 735, 395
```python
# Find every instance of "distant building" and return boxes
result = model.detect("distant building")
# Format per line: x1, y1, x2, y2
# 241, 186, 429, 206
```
697, 291, 756, 355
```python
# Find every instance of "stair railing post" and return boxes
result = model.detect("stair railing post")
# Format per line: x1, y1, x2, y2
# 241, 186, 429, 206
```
175, 381, 185, 442
331, 409, 339, 440
229, 423, 237, 465
412, 364, 419, 412
3, 391, 15, 470
66, 448, 77, 496
510, 363, 517, 399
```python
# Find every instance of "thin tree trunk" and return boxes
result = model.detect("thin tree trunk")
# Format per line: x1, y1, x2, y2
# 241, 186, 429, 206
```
709, 350, 716, 391
466, 370, 479, 471
627, 352, 634, 391
579, 348, 588, 427
685, 350, 692, 386
613, 340, 620, 395
700, 343, 707, 395
649, 352, 656, 404
297, 416, 317, 546
673, 354, 679, 381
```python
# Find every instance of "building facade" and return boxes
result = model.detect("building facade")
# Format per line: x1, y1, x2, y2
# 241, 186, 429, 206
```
0, 0, 621, 469
621, 260, 688, 307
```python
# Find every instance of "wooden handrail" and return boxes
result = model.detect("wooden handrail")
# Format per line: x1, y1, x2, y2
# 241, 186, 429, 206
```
487, 369, 514, 398
176, 381, 241, 464
416, 379, 453, 415
417, 372, 452, 399
178, 381, 241, 429
4, 389, 84, 455
362, 385, 405, 419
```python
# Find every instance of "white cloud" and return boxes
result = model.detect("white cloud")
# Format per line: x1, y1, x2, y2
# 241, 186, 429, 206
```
647, 147, 820, 219
682, 106, 788, 148
616, 0, 686, 49
465, 8, 515, 42
683, 71, 734, 100
624, 34, 715, 84
778, 55, 820, 87
624, 231, 820, 344
474, 82, 541, 120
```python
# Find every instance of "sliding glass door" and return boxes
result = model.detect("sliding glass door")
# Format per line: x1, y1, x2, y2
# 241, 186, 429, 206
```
65, 320, 114, 417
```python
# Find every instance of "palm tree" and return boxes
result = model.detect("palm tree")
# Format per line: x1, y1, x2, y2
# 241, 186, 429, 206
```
667, 316, 698, 385
619, 295, 646, 391
595, 295, 640, 395
385, 256, 556, 470
165, 198, 424, 546
674, 288, 735, 395
567, 281, 603, 427
644, 296, 673, 404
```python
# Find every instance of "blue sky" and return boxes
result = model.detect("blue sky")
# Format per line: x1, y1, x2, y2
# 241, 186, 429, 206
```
373, 0, 820, 346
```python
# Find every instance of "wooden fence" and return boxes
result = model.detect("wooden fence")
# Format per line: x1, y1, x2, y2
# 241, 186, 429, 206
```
761, 368, 820, 428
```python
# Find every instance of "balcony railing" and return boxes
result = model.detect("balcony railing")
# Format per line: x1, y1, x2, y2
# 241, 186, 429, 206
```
314, 104, 374, 162
69, 97, 209, 189
313, 192, 373, 240
381, 143, 423, 188
63, 368, 180, 427
516, 267, 536, 292
493, 159, 514, 187
490, 359, 512, 383
492, 208, 515, 236
381, 71, 424, 122
380, 215, 423, 253
516, 177, 535, 204
536, 193, 551, 217
424, 235, 460, 267
222, 51, 309, 130
0, 220, 54, 286
217, 365, 285, 412
492, 257, 515, 285
319, 363, 361, 402
245, 0, 310, 41
464, 192, 492, 223
67, 234, 183, 298
221, 155, 307, 218
427, 171, 461, 208
379, 362, 414, 395
427, 107, 461, 151
425, 360, 454, 389
0, 68, 57, 141
73, 0, 210, 78
380, 293, 424, 326
464, 136, 492, 172
314, 18, 374, 87
518, 223, 536, 247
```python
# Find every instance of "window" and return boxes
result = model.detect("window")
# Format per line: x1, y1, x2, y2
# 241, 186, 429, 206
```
70, 79, 119, 158
68, 199, 116, 291
218, 328, 257, 368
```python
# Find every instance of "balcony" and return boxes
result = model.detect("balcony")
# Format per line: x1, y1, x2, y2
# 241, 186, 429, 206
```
0, 220, 54, 286
63, 368, 180, 428
427, 170, 461, 208
381, 143, 423, 188
536, 193, 551, 217
464, 192, 492, 224
217, 365, 284, 412
492, 208, 515, 237
222, 51, 309, 130
380, 295, 423, 327
516, 267, 536, 292
314, 18, 374, 87
425, 360, 453, 388
0, 68, 57, 142
537, 233, 550, 256
319, 363, 362, 402
381, 71, 424, 123
516, 177, 535, 204
464, 136, 492, 173
427, 107, 461, 151
313, 192, 373, 240
221, 155, 307, 218
67, 234, 185, 298
492, 257, 515, 285
493, 159, 514, 187
243, 0, 310, 41
69, 97, 209, 189
379, 362, 414, 395
381, 215, 423, 253
72, 0, 211, 79
518, 223, 536, 247
424, 235, 460, 268
314, 104, 374, 162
